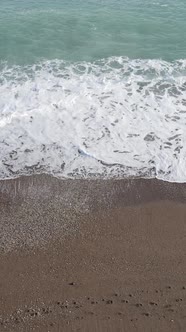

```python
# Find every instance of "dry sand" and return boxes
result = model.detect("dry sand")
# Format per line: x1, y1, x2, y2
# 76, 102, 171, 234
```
0, 175, 186, 331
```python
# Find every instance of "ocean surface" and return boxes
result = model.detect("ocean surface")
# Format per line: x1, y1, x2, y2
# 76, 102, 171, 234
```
0, 0, 186, 182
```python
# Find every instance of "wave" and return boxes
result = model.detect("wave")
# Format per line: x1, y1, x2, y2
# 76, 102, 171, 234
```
0, 57, 186, 182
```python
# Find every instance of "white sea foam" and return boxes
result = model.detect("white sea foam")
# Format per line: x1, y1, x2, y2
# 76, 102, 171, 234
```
0, 57, 186, 182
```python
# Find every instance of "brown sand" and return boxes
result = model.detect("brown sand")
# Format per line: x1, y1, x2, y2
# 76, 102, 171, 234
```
0, 175, 186, 331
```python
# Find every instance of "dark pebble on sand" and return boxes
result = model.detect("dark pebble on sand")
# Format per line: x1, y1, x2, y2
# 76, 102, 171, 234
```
121, 300, 128, 303
69, 282, 75, 286
176, 298, 182, 302
136, 303, 142, 307
143, 313, 150, 317
182, 286, 185, 290
149, 302, 157, 306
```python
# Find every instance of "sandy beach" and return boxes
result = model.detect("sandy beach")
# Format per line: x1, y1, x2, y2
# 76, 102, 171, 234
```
0, 175, 186, 331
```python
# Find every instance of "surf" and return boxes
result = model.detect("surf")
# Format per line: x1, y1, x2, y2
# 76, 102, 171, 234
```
0, 57, 186, 182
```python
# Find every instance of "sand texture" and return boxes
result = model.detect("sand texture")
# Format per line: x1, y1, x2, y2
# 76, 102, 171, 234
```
0, 175, 186, 331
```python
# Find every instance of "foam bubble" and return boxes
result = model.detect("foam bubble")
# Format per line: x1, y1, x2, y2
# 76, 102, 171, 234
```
0, 57, 186, 182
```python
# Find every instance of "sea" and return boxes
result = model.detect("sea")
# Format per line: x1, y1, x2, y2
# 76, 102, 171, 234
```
0, 0, 186, 182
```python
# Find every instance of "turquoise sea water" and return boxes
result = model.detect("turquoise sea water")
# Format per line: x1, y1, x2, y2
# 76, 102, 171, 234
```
0, 0, 186, 182
1, 0, 186, 64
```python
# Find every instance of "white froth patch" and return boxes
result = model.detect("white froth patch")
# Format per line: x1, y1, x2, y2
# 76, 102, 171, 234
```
0, 57, 186, 182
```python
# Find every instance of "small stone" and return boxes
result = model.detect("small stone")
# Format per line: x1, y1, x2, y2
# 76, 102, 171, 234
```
143, 313, 149, 317
149, 302, 157, 306
121, 299, 128, 303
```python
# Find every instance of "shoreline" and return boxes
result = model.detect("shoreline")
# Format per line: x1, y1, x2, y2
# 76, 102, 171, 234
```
1, 173, 186, 204
0, 175, 186, 331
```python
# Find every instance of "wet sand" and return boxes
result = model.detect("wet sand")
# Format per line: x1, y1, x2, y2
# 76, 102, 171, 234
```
0, 175, 186, 331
